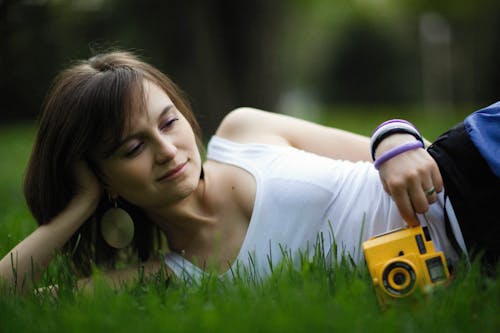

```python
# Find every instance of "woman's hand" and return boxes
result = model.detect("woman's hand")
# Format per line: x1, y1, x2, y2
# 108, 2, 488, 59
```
71, 161, 102, 217
375, 134, 443, 226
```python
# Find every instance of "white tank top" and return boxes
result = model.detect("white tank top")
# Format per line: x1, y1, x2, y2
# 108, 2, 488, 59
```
165, 136, 460, 280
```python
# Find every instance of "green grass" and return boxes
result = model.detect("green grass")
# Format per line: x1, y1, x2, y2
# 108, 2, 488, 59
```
0, 123, 37, 255
0, 110, 498, 333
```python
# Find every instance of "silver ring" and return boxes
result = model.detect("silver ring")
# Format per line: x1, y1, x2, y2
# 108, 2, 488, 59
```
424, 186, 436, 196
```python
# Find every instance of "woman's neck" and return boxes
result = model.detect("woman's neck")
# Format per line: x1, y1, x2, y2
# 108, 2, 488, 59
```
146, 166, 218, 248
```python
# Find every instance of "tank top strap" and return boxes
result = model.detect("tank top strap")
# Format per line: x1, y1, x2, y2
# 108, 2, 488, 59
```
164, 252, 204, 284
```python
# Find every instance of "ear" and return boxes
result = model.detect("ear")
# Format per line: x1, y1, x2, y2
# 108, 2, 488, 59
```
86, 159, 110, 187
92, 167, 117, 200
99, 172, 117, 199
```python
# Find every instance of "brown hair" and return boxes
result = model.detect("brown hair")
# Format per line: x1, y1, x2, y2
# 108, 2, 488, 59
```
24, 51, 202, 274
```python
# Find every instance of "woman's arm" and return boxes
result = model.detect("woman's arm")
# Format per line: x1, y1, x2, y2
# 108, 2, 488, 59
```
216, 107, 443, 226
216, 107, 372, 162
0, 163, 100, 290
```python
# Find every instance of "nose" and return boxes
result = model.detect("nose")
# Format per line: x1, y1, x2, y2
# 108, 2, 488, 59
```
153, 134, 177, 164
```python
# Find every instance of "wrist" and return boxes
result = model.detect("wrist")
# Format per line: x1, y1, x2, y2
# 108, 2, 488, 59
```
374, 133, 418, 159
374, 140, 424, 170
370, 119, 423, 160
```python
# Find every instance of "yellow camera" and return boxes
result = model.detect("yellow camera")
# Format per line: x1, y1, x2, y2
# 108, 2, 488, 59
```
362, 226, 450, 304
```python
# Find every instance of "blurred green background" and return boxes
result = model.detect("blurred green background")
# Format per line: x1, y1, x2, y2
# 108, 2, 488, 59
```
1, 0, 499, 137
1, 3, 499, 330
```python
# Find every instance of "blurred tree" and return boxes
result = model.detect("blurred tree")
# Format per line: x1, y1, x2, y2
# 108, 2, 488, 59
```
1, 0, 500, 130
280, 0, 500, 109
0, 0, 288, 138
320, 16, 419, 104
1, 0, 56, 121
407, 0, 500, 105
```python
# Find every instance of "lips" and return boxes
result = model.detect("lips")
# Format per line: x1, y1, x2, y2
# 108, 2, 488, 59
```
156, 160, 188, 182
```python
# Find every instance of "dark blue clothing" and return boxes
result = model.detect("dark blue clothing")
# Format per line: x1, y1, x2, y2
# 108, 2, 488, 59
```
464, 101, 500, 178
427, 103, 499, 270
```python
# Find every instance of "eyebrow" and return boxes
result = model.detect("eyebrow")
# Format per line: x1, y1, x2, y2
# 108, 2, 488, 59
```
113, 104, 175, 152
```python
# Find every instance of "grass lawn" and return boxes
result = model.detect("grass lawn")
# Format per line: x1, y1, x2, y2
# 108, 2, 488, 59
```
0, 107, 498, 333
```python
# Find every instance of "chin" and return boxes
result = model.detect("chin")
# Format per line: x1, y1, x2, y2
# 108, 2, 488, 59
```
173, 175, 201, 199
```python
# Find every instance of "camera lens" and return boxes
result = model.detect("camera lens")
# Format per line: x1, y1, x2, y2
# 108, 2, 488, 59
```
382, 261, 416, 296
393, 272, 406, 285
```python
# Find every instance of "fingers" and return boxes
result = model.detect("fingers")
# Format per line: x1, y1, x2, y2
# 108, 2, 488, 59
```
420, 155, 443, 206
384, 168, 429, 212
430, 159, 443, 194
378, 149, 444, 226
390, 185, 420, 226
74, 161, 102, 203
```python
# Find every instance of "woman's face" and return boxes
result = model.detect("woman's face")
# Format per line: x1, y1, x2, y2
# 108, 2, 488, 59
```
97, 80, 202, 210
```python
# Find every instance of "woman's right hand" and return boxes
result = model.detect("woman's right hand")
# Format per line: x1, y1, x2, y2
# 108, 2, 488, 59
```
375, 134, 443, 226
71, 161, 102, 218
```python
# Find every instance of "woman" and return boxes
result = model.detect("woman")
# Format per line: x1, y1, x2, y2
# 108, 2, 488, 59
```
0, 51, 496, 289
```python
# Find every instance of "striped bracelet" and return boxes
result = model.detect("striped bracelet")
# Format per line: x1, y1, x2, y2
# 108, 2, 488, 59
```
370, 119, 424, 161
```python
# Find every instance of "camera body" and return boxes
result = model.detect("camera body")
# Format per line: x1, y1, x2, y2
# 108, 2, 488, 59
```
362, 226, 450, 305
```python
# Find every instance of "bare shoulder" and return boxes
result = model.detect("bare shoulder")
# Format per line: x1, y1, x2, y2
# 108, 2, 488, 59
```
215, 107, 289, 145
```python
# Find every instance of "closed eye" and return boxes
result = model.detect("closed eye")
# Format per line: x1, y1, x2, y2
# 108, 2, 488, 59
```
160, 117, 179, 131
124, 141, 144, 158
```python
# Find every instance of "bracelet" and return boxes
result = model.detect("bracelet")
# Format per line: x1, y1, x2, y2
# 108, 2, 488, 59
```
371, 128, 424, 160
374, 141, 424, 170
371, 119, 416, 134
370, 119, 423, 160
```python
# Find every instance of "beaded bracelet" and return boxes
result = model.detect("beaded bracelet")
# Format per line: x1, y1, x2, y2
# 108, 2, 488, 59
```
370, 119, 424, 161
373, 141, 424, 170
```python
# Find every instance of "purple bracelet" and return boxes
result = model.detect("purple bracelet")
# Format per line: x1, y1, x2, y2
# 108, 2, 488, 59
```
374, 141, 424, 170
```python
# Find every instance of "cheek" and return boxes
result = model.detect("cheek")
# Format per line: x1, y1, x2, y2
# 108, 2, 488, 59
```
102, 161, 150, 192
184, 125, 201, 156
